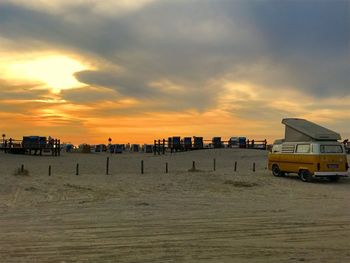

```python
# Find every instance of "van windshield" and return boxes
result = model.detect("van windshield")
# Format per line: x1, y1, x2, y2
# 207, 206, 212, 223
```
320, 145, 343, 153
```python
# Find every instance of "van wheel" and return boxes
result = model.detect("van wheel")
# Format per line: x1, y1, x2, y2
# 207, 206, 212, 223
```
328, 176, 340, 182
299, 170, 312, 182
272, 164, 284, 177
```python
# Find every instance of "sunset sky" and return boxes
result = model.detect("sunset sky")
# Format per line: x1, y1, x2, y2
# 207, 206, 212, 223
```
0, 0, 349, 144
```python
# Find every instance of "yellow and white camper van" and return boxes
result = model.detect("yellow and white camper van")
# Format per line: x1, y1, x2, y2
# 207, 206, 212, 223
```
268, 118, 349, 182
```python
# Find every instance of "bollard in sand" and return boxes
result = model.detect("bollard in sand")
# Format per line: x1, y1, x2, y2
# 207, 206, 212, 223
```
253, 162, 256, 172
166, 162, 168, 173
141, 160, 144, 174
106, 157, 110, 175
76, 163, 79, 176
213, 158, 216, 171
48, 165, 51, 176
188, 161, 199, 172
21, 164, 24, 173
234, 161, 237, 172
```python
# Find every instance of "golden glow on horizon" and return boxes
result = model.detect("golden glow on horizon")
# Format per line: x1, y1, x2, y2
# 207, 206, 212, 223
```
5, 55, 89, 93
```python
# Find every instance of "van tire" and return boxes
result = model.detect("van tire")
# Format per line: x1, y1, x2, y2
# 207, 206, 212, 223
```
328, 176, 340, 182
272, 164, 284, 177
299, 170, 312, 182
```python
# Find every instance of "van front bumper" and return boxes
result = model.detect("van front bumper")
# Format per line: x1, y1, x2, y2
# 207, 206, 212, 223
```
313, 172, 349, 177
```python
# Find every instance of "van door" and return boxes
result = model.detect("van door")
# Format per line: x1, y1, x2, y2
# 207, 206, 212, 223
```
280, 144, 296, 172
294, 144, 314, 173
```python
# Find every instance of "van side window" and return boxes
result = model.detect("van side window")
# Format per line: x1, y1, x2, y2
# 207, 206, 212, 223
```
296, 144, 310, 153
320, 145, 343, 153
272, 144, 282, 153
281, 144, 295, 153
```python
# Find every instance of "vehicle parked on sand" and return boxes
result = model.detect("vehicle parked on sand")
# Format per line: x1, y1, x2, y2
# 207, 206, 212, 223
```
268, 118, 349, 182
269, 140, 349, 182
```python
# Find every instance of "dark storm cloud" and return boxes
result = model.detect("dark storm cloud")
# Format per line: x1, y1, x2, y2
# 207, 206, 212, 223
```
247, 0, 349, 54
0, 0, 349, 111
244, 0, 350, 96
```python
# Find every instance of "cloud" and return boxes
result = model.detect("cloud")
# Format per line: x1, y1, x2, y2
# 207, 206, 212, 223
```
0, 0, 349, 142
61, 86, 119, 103
0, 0, 157, 16
0, 79, 48, 100
1, 0, 347, 102
248, 0, 349, 54
248, 0, 350, 96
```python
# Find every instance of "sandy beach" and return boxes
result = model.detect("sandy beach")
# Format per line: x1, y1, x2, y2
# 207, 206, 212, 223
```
0, 148, 349, 262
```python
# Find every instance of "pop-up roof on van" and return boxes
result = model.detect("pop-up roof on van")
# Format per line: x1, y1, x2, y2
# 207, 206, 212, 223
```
282, 118, 341, 142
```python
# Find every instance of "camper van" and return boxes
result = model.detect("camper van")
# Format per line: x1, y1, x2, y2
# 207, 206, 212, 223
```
268, 118, 349, 182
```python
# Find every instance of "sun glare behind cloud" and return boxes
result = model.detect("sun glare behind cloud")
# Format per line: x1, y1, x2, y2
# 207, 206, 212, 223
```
5, 55, 89, 93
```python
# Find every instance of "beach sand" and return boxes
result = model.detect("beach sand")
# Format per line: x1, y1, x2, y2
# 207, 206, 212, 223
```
0, 149, 349, 262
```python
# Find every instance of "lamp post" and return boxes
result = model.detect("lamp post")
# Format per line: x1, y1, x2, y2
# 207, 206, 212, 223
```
108, 137, 112, 153
2, 134, 5, 144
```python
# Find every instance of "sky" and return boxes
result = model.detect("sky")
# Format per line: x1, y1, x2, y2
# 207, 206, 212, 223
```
0, 0, 349, 144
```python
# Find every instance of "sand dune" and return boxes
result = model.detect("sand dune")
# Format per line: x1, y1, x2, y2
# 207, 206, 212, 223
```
0, 149, 349, 262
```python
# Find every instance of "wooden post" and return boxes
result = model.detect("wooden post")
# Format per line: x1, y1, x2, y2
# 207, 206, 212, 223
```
141, 160, 144, 174
76, 163, 79, 176
253, 162, 256, 172
162, 139, 165, 155
213, 158, 216, 171
192, 161, 196, 170
154, 140, 157, 155
48, 165, 51, 176
166, 162, 168, 173
58, 139, 61, 156
21, 164, 24, 173
106, 157, 109, 175
234, 161, 237, 172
